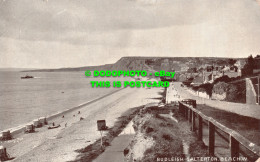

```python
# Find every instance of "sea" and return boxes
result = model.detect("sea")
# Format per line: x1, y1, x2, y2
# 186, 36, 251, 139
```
0, 71, 129, 131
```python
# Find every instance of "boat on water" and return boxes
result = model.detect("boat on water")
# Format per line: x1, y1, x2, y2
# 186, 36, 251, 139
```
21, 75, 34, 79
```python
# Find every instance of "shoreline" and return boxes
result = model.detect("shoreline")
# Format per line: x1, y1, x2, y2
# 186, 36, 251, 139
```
3, 86, 163, 161
0, 87, 125, 138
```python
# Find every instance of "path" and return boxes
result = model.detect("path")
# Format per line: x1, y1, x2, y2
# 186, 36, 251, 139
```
173, 82, 260, 119
94, 121, 135, 162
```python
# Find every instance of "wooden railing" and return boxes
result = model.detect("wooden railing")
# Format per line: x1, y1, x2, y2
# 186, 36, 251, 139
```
179, 100, 260, 161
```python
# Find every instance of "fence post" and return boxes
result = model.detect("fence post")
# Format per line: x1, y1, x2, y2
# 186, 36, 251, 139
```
185, 106, 188, 120
230, 135, 239, 161
189, 109, 192, 123
192, 100, 196, 108
179, 102, 181, 113
257, 75, 260, 105
179, 102, 183, 115
181, 103, 184, 115
198, 115, 203, 141
191, 111, 196, 131
208, 122, 215, 155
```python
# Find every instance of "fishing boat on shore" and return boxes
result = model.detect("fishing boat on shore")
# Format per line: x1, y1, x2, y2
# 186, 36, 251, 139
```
21, 75, 34, 79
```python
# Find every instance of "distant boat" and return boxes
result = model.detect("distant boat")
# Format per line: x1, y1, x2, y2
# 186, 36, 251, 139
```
21, 75, 34, 79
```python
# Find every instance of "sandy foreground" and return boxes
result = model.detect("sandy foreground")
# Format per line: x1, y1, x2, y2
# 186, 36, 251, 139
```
1, 87, 163, 162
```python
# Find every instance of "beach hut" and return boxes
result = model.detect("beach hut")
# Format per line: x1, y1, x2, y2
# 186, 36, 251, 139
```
25, 124, 34, 133
39, 117, 47, 125
0, 145, 9, 161
33, 119, 41, 128
0, 130, 12, 141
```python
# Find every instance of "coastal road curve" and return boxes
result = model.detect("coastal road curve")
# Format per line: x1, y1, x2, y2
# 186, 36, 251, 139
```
173, 82, 260, 120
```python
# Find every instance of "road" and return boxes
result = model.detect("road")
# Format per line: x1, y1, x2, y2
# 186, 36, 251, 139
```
173, 82, 260, 120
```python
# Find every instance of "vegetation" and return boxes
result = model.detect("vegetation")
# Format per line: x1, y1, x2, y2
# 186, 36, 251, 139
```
141, 115, 184, 161
191, 83, 214, 96
131, 108, 212, 162
187, 74, 246, 103
212, 81, 245, 103
242, 55, 254, 76
241, 54, 260, 76
228, 58, 237, 66
187, 67, 197, 73
213, 75, 240, 83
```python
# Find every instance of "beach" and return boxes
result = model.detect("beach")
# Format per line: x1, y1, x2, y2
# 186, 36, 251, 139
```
0, 71, 130, 131
0, 82, 163, 161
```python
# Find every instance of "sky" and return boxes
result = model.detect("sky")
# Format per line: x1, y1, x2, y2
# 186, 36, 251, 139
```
1, 0, 260, 68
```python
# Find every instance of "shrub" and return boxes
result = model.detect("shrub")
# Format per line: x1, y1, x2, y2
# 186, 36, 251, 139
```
212, 82, 229, 95
190, 83, 213, 96
226, 84, 240, 102
212, 82, 243, 102
198, 87, 206, 92
198, 83, 213, 96
213, 75, 232, 84
146, 127, 154, 133
191, 86, 199, 91
162, 134, 172, 141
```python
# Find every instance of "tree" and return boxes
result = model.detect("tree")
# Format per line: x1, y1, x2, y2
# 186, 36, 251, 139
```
228, 59, 236, 66
187, 67, 197, 73
241, 55, 254, 76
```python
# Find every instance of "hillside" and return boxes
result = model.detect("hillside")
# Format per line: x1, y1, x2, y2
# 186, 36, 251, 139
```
23, 64, 113, 72
24, 57, 246, 72
0, 68, 38, 72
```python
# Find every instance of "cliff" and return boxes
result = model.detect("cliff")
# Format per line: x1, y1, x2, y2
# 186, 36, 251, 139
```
23, 57, 246, 72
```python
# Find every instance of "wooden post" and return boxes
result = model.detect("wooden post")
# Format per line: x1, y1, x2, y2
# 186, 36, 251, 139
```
189, 109, 192, 123
182, 105, 185, 117
184, 106, 187, 118
100, 131, 103, 149
191, 111, 196, 131
187, 107, 189, 121
193, 100, 196, 108
180, 103, 184, 115
182, 104, 185, 116
186, 107, 189, 120
97, 120, 107, 150
208, 122, 215, 155
257, 76, 260, 105
230, 135, 239, 161
198, 116, 203, 141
